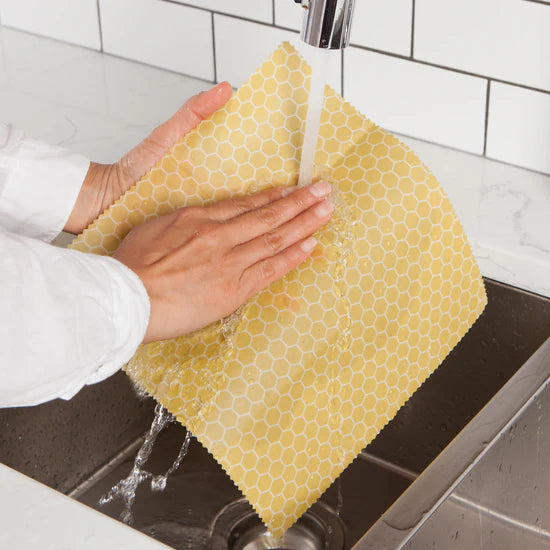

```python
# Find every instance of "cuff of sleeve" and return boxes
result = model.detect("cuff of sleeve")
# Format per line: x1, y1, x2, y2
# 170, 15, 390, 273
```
0, 130, 90, 242
58, 256, 151, 399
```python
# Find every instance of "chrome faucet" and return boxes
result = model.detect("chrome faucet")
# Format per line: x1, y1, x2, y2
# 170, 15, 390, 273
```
294, 0, 356, 49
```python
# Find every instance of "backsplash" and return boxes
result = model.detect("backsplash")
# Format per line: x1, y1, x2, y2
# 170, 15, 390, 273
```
0, 0, 548, 174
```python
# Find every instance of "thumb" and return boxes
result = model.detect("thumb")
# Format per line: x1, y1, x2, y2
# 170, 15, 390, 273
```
151, 81, 233, 147
119, 81, 233, 184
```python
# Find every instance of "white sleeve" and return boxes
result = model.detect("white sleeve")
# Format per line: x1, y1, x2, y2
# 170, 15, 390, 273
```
0, 123, 90, 242
0, 230, 150, 407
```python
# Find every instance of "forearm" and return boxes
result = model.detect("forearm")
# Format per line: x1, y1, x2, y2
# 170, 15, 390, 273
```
63, 162, 116, 235
0, 230, 150, 407
0, 123, 90, 242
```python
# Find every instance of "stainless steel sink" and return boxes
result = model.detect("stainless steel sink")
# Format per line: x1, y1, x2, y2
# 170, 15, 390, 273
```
1, 279, 549, 549
355, 336, 550, 549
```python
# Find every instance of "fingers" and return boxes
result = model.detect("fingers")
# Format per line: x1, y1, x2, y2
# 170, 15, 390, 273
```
224, 180, 333, 246
241, 237, 318, 299
183, 81, 233, 121
117, 82, 232, 184
149, 81, 233, 150
234, 198, 333, 266
206, 185, 295, 221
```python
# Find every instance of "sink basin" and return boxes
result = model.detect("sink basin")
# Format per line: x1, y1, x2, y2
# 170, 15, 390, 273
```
1, 278, 549, 549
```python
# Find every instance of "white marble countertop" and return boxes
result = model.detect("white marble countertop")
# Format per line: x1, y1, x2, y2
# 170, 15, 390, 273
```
0, 464, 169, 549
1, 25, 549, 297
1, 22, 549, 549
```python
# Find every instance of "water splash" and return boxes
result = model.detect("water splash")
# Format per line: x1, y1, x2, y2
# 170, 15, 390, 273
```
150, 430, 192, 492
99, 404, 192, 524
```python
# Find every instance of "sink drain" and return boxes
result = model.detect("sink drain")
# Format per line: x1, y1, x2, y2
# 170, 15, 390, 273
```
209, 499, 345, 550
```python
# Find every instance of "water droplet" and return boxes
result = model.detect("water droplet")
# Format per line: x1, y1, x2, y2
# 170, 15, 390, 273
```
244, 367, 257, 384
337, 333, 351, 351
338, 316, 351, 332
335, 280, 346, 297
199, 403, 214, 418
211, 372, 227, 390
326, 246, 339, 262
151, 475, 167, 491
187, 400, 201, 416
221, 344, 235, 361
319, 232, 334, 246
334, 264, 345, 279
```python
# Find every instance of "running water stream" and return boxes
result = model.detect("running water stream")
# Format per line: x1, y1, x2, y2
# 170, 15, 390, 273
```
100, 46, 349, 536
99, 404, 192, 524
298, 46, 329, 188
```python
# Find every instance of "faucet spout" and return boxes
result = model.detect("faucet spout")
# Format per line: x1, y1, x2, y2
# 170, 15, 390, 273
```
295, 0, 356, 50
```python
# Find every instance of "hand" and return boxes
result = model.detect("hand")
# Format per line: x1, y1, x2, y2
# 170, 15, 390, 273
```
64, 82, 233, 234
113, 181, 334, 343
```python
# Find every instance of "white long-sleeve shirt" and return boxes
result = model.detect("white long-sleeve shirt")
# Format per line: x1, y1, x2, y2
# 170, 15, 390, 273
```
0, 124, 150, 407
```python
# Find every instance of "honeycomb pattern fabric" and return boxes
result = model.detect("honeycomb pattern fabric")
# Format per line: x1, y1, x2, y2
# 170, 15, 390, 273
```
71, 42, 487, 537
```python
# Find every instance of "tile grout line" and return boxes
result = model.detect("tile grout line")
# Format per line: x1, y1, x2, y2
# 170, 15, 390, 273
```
345, 42, 550, 96
410, 0, 416, 58
3, 3, 549, 174
211, 12, 217, 83
96, 0, 104, 52
394, 129, 550, 177
158, 4, 550, 98
156, 2, 550, 98
483, 80, 491, 156
161, 0, 274, 27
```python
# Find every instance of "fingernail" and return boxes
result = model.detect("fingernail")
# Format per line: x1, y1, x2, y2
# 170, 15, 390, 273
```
281, 186, 297, 196
300, 237, 317, 252
309, 180, 332, 198
314, 200, 334, 217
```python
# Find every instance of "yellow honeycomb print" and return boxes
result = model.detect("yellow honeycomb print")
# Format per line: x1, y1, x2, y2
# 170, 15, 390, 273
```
71, 42, 487, 537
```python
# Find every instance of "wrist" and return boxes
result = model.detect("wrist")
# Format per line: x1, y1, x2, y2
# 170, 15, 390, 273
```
64, 162, 112, 234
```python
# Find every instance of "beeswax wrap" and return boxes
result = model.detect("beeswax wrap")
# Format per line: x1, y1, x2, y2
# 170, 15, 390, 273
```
71, 42, 487, 537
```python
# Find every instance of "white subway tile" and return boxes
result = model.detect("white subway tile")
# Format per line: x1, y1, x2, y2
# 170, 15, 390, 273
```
344, 47, 487, 154
99, 0, 214, 81
486, 83, 550, 175
275, 0, 412, 56
273, 0, 301, 30
350, 0, 412, 56
0, 0, 100, 50
415, 0, 550, 92
174, 0, 272, 23
1, 27, 106, 113
214, 14, 342, 93
102, 55, 209, 127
